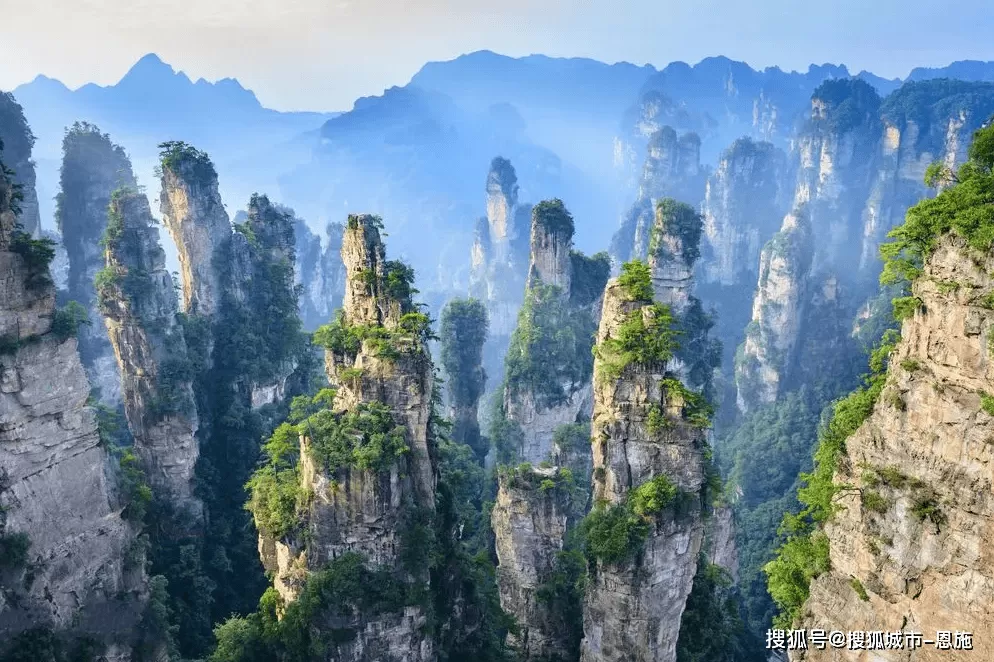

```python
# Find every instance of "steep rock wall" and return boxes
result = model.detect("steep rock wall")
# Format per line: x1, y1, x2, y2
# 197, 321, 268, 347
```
796, 236, 994, 660
99, 188, 201, 519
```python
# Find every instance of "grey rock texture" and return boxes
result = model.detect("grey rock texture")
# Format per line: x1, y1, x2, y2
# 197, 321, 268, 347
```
701, 138, 790, 287
100, 188, 201, 519
735, 208, 814, 412
260, 214, 436, 662
579, 278, 707, 662
0, 146, 145, 658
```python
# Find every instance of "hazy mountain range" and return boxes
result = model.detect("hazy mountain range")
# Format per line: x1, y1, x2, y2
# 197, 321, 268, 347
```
10, 51, 994, 290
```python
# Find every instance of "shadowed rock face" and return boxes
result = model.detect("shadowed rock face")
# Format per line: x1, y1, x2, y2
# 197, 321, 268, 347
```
795, 236, 994, 661
0, 144, 146, 659
57, 123, 136, 406
100, 188, 201, 520
294, 218, 345, 331
579, 277, 707, 662
259, 214, 436, 662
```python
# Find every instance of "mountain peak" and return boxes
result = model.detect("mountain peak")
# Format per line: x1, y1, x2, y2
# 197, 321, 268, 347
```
119, 53, 185, 85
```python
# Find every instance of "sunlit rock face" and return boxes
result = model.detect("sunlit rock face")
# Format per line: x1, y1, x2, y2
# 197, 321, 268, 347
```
796, 236, 994, 661
579, 277, 708, 662
100, 188, 201, 520
259, 214, 436, 662
701, 137, 790, 287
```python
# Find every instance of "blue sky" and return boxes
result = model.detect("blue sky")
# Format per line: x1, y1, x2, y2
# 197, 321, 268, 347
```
0, 0, 991, 111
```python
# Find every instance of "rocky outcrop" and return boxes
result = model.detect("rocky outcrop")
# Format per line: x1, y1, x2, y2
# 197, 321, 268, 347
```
734, 207, 814, 412
492, 465, 575, 660
858, 80, 994, 274
159, 142, 231, 317
294, 217, 345, 330
701, 138, 790, 286
439, 297, 489, 462
0, 143, 145, 658
611, 128, 708, 266
501, 200, 607, 466
260, 214, 436, 661
579, 273, 708, 662
796, 235, 994, 660
99, 188, 201, 520
470, 157, 531, 339
56, 122, 136, 406
790, 80, 883, 275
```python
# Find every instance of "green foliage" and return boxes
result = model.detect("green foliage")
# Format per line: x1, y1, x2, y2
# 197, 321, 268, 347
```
629, 475, 678, 516
662, 378, 715, 428
116, 447, 153, 523
246, 423, 305, 540
0, 531, 30, 570
880, 79, 994, 150
595, 302, 679, 380
158, 140, 217, 184
9, 229, 56, 291
764, 532, 830, 628
891, 296, 922, 321
383, 260, 418, 302
981, 392, 994, 416
0, 627, 102, 662
651, 198, 703, 266
504, 282, 598, 407
534, 546, 587, 659
850, 577, 870, 602
439, 298, 488, 457
879, 122, 994, 280
861, 490, 889, 514
50, 301, 91, 341
532, 198, 575, 236
579, 499, 650, 566
911, 496, 946, 527
811, 78, 882, 133
900, 358, 921, 372
579, 474, 682, 565
315, 309, 430, 362
617, 260, 653, 301
569, 251, 611, 306
677, 558, 757, 662
303, 402, 409, 473
646, 404, 671, 435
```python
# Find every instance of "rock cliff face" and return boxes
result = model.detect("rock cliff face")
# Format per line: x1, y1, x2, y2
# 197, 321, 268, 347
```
734, 208, 814, 412
260, 214, 436, 661
858, 80, 994, 274
471, 157, 531, 338
295, 218, 345, 330
791, 80, 883, 275
701, 138, 790, 287
0, 144, 144, 658
159, 143, 231, 317
501, 200, 606, 466
57, 123, 137, 406
439, 297, 489, 461
492, 465, 576, 660
611, 128, 708, 267
0, 93, 40, 238
99, 188, 201, 519
580, 274, 708, 662
796, 235, 994, 660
